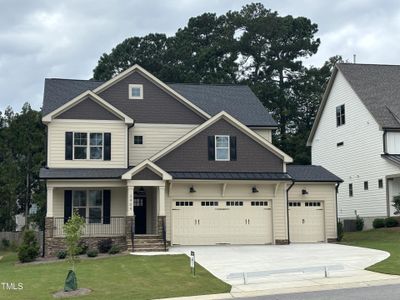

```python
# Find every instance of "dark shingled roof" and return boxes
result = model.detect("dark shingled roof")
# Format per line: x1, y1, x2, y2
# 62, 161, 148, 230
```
169, 171, 291, 180
337, 63, 400, 129
168, 84, 276, 127
286, 165, 342, 182
381, 154, 400, 167
39, 168, 129, 179
42, 78, 277, 127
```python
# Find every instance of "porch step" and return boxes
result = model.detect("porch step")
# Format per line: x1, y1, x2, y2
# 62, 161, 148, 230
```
127, 235, 168, 252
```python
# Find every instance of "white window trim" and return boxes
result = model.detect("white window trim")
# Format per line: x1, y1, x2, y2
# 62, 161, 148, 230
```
133, 135, 144, 145
129, 84, 143, 99
215, 135, 230, 161
71, 190, 103, 223
72, 132, 104, 161
336, 104, 345, 127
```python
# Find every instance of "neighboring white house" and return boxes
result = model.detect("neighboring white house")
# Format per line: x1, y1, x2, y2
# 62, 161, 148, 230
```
308, 63, 400, 228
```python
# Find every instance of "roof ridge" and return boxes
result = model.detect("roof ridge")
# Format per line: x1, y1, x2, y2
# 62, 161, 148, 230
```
337, 62, 400, 67
45, 78, 105, 82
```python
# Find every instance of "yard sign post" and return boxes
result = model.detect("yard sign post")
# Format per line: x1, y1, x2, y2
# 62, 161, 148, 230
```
190, 251, 195, 276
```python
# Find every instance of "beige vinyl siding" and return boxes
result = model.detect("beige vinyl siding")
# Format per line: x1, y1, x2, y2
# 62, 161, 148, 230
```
253, 129, 272, 142
165, 181, 287, 243
52, 187, 127, 218
311, 71, 399, 218
288, 183, 337, 241
129, 123, 196, 166
47, 120, 127, 168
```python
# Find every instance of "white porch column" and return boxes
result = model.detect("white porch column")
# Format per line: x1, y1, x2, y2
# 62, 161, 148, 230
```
127, 185, 134, 216
46, 186, 54, 217
157, 186, 166, 216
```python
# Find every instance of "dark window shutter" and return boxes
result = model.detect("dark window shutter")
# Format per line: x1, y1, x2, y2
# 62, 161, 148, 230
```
104, 133, 111, 161
103, 190, 111, 224
64, 190, 72, 223
65, 132, 73, 160
208, 136, 215, 160
230, 136, 237, 161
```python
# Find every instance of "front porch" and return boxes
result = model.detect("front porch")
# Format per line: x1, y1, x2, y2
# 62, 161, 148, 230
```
44, 179, 168, 256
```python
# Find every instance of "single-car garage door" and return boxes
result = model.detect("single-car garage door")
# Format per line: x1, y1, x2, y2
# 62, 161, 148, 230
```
289, 201, 325, 243
172, 200, 272, 245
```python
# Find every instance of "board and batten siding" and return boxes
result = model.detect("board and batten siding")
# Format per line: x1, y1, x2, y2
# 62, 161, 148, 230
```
253, 129, 272, 142
311, 71, 399, 218
47, 120, 127, 168
165, 182, 288, 243
129, 123, 196, 166
288, 183, 337, 241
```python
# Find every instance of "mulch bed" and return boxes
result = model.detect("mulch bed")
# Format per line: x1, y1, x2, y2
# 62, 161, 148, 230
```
53, 288, 92, 298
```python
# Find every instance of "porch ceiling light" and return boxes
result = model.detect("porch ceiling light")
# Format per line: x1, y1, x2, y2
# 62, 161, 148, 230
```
189, 186, 196, 193
302, 189, 308, 195
252, 186, 259, 193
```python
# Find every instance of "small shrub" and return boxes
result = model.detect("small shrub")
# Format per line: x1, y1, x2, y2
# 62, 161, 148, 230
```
356, 215, 364, 231
385, 217, 399, 228
1, 238, 10, 249
78, 240, 88, 255
87, 249, 98, 257
337, 221, 344, 241
392, 195, 400, 215
17, 230, 39, 263
373, 218, 385, 229
108, 245, 120, 255
57, 250, 67, 259
98, 238, 113, 253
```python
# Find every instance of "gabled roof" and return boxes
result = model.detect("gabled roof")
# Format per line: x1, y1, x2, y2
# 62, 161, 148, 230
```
42, 91, 134, 124
42, 67, 277, 127
121, 159, 172, 180
150, 111, 293, 163
308, 63, 400, 145
286, 165, 343, 182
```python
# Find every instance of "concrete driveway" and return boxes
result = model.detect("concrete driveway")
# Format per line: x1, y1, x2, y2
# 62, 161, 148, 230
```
169, 244, 394, 293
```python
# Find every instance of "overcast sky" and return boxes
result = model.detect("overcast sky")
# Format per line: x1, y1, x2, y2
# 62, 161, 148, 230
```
0, 0, 399, 112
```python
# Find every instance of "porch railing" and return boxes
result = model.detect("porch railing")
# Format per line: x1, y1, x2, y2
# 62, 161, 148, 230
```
53, 217, 126, 237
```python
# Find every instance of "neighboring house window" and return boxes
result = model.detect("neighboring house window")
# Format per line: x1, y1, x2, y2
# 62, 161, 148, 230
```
129, 84, 143, 99
90, 133, 103, 159
378, 179, 384, 189
215, 135, 230, 161
72, 190, 102, 223
134, 135, 143, 145
336, 104, 345, 126
73, 132, 87, 159
349, 183, 353, 197
364, 181, 369, 190
337, 142, 344, 147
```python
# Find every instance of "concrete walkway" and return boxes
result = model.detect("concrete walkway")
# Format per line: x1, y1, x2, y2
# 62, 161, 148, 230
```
169, 243, 397, 296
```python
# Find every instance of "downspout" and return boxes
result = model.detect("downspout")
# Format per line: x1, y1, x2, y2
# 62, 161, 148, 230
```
335, 182, 341, 236
127, 122, 135, 168
286, 179, 295, 244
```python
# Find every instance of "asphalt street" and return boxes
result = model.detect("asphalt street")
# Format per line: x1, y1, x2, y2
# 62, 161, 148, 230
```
236, 284, 400, 300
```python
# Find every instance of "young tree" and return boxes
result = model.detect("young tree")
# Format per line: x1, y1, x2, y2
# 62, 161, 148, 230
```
63, 211, 85, 291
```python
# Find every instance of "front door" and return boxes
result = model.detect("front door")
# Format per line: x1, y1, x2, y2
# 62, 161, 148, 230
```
134, 193, 147, 234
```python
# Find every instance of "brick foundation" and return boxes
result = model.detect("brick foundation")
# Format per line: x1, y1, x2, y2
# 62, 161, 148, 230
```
275, 239, 289, 245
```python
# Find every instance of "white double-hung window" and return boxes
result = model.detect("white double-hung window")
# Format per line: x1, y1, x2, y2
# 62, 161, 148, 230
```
73, 132, 103, 160
215, 135, 230, 161
72, 190, 103, 223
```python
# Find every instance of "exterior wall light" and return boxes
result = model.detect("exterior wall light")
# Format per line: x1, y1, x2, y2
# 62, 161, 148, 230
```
252, 186, 259, 193
189, 186, 196, 193
302, 189, 308, 195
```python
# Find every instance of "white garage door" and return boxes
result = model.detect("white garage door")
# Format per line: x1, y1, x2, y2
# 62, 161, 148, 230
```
289, 201, 325, 243
172, 200, 272, 245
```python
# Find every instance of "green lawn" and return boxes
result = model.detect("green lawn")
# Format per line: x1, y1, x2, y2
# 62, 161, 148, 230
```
340, 228, 400, 275
0, 252, 230, 300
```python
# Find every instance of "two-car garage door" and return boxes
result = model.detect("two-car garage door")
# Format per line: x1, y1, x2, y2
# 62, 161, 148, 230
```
172, 200, 272, 245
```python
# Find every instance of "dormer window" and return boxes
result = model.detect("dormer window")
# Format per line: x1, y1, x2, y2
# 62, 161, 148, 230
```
129, 84, 143, 99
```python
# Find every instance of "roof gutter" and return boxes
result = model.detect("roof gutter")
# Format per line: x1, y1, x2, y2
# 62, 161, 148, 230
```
285, 179, 295, 244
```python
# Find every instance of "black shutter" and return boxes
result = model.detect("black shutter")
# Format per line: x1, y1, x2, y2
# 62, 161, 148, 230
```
104, 133, 111, 161
64, 190, 72, 223
103, 190, 111, 224
208, 136, 215, 160
230, 136, 237, 161
65, 132, 73, 160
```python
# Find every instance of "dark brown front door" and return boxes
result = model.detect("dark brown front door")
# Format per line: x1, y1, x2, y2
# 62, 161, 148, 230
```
134, 195, 146, 234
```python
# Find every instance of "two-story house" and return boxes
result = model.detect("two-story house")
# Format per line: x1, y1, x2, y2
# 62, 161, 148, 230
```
40, 65, 341, 256
308, 63, 400, 229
